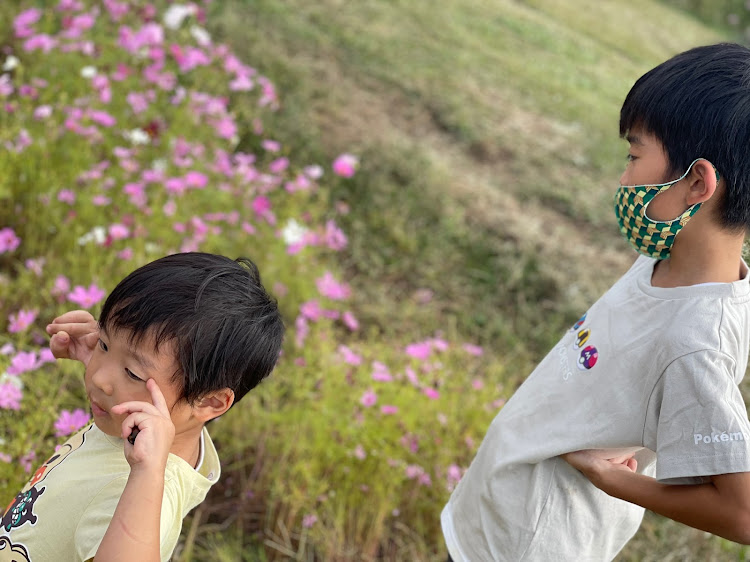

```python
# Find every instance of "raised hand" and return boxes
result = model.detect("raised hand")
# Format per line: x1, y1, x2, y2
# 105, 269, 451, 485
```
45, 310, 99, 366
110, 378, 176, 471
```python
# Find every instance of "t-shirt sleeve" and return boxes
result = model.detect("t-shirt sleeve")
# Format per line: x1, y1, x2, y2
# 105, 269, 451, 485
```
75, 476, 180, 562
655, 350, 750, 484
74, 477, 128, 561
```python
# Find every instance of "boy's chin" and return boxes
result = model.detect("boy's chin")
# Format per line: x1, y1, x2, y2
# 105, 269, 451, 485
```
92, 416, 121, 438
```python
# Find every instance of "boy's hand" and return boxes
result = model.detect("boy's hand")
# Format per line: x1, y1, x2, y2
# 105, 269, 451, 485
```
562, 450, 638, 488
110, 378, 176, 472
46, 310, 99, 366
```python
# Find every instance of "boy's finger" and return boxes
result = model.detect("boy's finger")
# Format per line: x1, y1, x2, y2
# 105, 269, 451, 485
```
146, 378, 170, 417
111, 400, 162, 417
49, 332, 71, 359
51, 310, 96, 325
46, 321, 98, 336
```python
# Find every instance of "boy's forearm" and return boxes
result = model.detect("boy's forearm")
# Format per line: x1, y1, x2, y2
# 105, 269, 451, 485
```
595, 469, 750, 544
95, 467, 165, 561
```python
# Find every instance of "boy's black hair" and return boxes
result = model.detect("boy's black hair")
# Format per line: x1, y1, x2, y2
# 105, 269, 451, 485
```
99, 252, 284, 406
620, 42, 750, 231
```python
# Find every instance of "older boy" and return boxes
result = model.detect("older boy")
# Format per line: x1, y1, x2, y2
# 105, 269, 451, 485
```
443, 43, 750, 560
1, 253, 284, 561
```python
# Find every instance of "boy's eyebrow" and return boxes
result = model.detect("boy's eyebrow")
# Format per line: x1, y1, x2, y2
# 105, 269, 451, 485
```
626, 134, 643, 146
128, 348, 156, 372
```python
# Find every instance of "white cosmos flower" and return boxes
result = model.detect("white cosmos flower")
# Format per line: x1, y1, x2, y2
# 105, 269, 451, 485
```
2, 56, 19, 72
77, 226, 107, 246
123, 128, 150, 145
0, 372, 23, 391
80, 65, 97, 79
190, 26, 211, 46
163, 4, 196, 30
281, 219, 308, 245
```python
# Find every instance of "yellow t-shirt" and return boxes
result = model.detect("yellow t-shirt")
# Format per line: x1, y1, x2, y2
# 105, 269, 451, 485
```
0, 423, 220, 562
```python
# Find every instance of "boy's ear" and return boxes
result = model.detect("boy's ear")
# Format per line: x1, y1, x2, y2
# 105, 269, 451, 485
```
685, 158, 719, 206
193, 388, 235, 422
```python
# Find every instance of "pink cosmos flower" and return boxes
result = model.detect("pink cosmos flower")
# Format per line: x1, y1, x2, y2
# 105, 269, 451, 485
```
24, 34, 58, 53
269, 157, 289, 174
354, 444, 367, 460
108, 223, 130, 240
332, 153, 358, 178
118, 247, 133, 260
295, 315, 309, 349
381, 405, 399, 415
462, 343, 484, 356
38, 348, 55, 365
300, 300, 322, 322
423, 387, 440, 400
185, 171, 208, 188
0, 228, 21, 254
163, 200, 177, 216
14, 8, 41, 37
446, 464, 463, 492
213, 116, 237, 139
360, 390, 377, 408
316, 272, 351, 300
52, 275, 70, 299
405, 341, 431, 361
324, 220, 347, 251
165, 177, 186, 195
0, 383, 23, 410
25, 257, 45, 276
57, 189, 76, 204
34, 105, 53, 120
67, 284, 106, 308
8, 309, 37, 333
20, 450, 35, 473
88, 110, 116, 127
372, 361, 393, 382
342, 311, 359, 331
54, 408, 90, 437
261, 139, 280, 152
7, 351, 37, 375
302, 514, 318, 528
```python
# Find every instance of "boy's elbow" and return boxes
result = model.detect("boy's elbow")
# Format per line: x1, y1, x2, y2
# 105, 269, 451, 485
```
728, 510, 750, 545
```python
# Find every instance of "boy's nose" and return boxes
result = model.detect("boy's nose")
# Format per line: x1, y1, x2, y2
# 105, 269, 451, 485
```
90, 367, 114, 396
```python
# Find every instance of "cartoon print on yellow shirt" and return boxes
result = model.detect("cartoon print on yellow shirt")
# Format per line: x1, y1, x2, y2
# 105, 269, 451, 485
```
1, 425, 90, 534
0, 536, 31, 562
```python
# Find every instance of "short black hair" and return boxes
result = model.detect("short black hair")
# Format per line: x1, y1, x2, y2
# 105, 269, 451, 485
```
99, 252, 284, 406
620, 42, 750, 231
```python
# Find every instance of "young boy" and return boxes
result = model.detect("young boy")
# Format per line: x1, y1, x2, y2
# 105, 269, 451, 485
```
0, 252, 284, 562
442, 43, 750, 561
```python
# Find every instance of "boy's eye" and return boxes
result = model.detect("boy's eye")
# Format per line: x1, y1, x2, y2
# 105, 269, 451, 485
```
626, 154, 636, 162
126, 368, 144, 382
98, 339, 108, 352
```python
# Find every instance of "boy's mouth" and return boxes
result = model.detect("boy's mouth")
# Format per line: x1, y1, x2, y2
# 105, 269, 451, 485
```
90, 400, 108, 417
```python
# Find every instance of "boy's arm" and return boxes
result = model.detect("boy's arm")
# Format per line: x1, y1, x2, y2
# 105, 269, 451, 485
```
94, 379, 175, 561
564, 451, 750, 545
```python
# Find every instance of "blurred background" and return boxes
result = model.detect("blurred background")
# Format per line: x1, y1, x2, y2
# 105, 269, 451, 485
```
2, 0, 750, 560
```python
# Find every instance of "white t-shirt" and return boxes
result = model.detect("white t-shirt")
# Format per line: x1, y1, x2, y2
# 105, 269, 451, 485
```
442, 256, 750, 561
1, 423, 220, 562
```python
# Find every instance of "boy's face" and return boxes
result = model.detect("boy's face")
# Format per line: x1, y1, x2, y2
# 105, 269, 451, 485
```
620, 127, 689, 221
85, 326, 194, 438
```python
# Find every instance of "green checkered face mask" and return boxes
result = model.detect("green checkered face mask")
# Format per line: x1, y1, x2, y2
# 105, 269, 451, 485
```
613, 158, 717, 260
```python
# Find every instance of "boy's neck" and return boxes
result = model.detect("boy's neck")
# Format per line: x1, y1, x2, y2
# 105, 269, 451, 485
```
651, 230, 746, 288
170, 425, 203, 468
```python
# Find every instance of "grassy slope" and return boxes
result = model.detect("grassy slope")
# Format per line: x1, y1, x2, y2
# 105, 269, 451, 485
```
208, 1, 750, 559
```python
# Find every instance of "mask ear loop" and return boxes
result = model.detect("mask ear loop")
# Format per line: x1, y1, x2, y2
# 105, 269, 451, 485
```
641, 158, 718, 223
